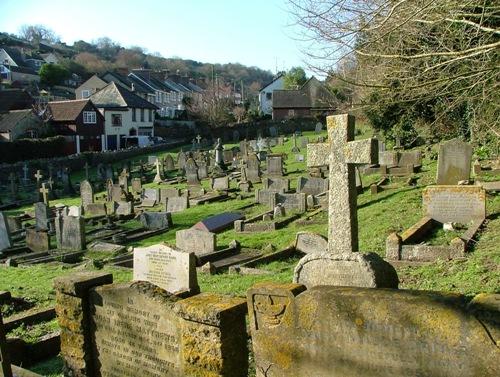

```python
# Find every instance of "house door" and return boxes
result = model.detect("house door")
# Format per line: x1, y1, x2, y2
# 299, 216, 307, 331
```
107, 135, 117, 150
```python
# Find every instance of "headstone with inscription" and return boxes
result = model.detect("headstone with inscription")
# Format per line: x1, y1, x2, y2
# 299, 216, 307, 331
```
262, 177, 290, 192
176, 229, 216, 255
295, 232, 328, 254
436, 139, 472, 184
247, 283, 500, 377
131, 178, 142, 194
211, 176, 230, 191
297, 177, 329, 196
246, 153, 261, 183
34, 202, 50, 231
55, 211, 85, 251
26, 228, 50, 252
80, 180, 94, 207
185, 158, 200, 186
138, 212, 172, 230
267, 155, 284, 176
164, 154, 175, 171
165, 196, 189, 213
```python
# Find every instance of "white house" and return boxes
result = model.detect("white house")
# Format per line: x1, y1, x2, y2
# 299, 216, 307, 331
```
259, 73, 285, 115
89, 82, 158, 151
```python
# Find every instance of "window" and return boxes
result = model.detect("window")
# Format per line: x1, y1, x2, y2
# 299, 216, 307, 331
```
81, 90, 90, 99
111, 114, 122, 127
155, 91, 160, 103
266, 92, 272, 100
148, 109, 152, 122
83, 111, 96, 124
132, 108, 136, 122
140, 108, 145, 122
288, 109, 295, 117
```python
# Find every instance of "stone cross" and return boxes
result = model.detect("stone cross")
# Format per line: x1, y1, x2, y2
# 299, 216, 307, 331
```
307, 114, 378, 253
153, 159, 162, 183
34, 170, 43, 187
47, 176, 54, 190
22, 164, 29, 183
196, 134, 202, 145
291, 133, 300, 153
84, 162, 90, 180
40, 183, 50, 205
0, 310, 13, 377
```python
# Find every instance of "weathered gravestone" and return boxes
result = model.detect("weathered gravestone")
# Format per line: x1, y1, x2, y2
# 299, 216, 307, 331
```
246, 153, 261, 183
185, 158, 200, 186
114, 201, 134, 216
54, 272, 248, 377
177, 150, 187, 171
295, 231, 328, 254
131, 178, 142, 194
315, 122, 323, 133
68, 205, 82, 217
147, 155, 158, 165
133, 243, 199, 294
164, 154, 175, 171
211, 176, 229, 191
266, 155, 284, 176
165, 196, 189, 213
55, 210, 86, 251
138, 212, 172, 230
34, 202, 50, 231
437, 138, 472, 184
160, 187, 180, 202
142, 188, 159, 207
270, 193, 307, 213
192, 212, 245, 233
26, 228, 50, 252
153, 159, 163, 183
262, 177, 289, 192
0, 212, 12, 252
247, 283, 500, 377
296, 176, 328, 196
197, 164, 208, 180
298, 114, 398, 288
80, 180, 94, 207
300, 136, 309, 148
84, 203, 107, 217
176, 229, 216, 255
110, 184, 124, 202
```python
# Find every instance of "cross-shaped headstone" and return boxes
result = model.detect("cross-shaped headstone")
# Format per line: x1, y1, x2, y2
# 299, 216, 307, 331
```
291, 133, 300, 153
47, 176, 54, 190
196, 135, 202, 144
307, 114, 378, 253
22, 164, 29, 183
0, 310, 13, 377
84, 162, 90, 180
34, 170, 43, 187
153, 159, 162, 183
39, 183, 50, 205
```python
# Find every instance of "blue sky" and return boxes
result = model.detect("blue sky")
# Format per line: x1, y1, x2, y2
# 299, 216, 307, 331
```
0, 0, 308, 74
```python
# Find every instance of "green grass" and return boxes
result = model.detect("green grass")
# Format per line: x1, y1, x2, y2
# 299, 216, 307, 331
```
0, 127, 499, 376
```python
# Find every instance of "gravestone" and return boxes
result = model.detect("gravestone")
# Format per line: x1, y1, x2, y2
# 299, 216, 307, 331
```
269, 126, 278, 137
80, 180, 94, 207
379, 151, 399, 166
300, 136, 309, 148
131, 177, 142, 194
34, 202, 50, 231
291, 133, 300, 153
197, 164, 208, 180
164, 154, 175, 171
39, 183, 50, 205
248, 283, 500, 377
0, 213, 12, 252
423, 186, 486, 224
55, 211, 85, 251
255, 188, 285, 205
54, 272, 248, 377
315, 122, 323, 133
26, 228, 50, 252
147, 155, 158, 165
134, 243, 199, 294
142, 188, 159, 206
68, 205, 82, 217
267, 155, 283, 176
298, 114, 398, 288
193, 212, 244, 233
177, 150, 187, 171
176, 229, 216, 255
246, 153, 261, 183
114, 201, 134, 216
211, 176, 230, 191
297, 177, 329, 196
160, 187, 181, 202
165, 196, 189, 213
295, 232, 328, 254
84, 203, 107, 217
262, 177, 290, 192
111, 184, 124, 202
138, 212, 172, 230
223, 150, 234, 163
295, 154, 305, 162
240, 140, 248, 157
270, 193, 307, 213
399, 150, 422, 168
153, 159, 163, 183
185, 158, 200, 185
436, 139, 472, 184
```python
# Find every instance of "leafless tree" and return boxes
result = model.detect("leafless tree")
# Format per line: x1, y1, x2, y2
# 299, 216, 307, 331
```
19, 24, 59, 44
288, 0, 499, 143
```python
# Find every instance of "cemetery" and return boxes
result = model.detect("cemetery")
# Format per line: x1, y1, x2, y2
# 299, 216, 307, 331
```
0, 114, 498, 376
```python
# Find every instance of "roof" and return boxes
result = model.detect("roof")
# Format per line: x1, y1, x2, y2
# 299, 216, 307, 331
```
1, 47, 25, 66
0, 109, 34, 132
90, 82, 158, 110
8, 65, 39, 75
272, 77, 335, 109
48, 99, 90, 121
0, 89, 33, 112
130, 71, 172, 92
260, 73, 285, 92
102, 71, 135, 90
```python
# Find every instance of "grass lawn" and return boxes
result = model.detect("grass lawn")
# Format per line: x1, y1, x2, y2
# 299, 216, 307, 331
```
0, 127, 498, 376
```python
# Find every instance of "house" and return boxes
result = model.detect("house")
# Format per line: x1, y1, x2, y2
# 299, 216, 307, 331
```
90, 82, 157, 151
259, 73, 284, 115
0, 89, 33, 112
272, 77, 335, 121
75, 74, 107, 99
0, 109, 41, 141
48, 99, 105, 154
41, 52, 61, 64
0, 47, 39, 85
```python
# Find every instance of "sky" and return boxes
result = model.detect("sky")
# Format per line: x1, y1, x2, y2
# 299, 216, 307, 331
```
0, 0, 309, 74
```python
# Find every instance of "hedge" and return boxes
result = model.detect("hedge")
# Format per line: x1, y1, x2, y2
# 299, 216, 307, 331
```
0, 136, 67, 163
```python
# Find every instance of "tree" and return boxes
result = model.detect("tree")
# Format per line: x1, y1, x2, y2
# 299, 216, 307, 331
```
74, 52, 109, 74
288, 0, 500, 146
115, 49, 144, 68
283, 67, 307, 89
18, 24, 59, 44
233, 106, 246, 123
39, 64, 69, 87
94, 37, 120, 60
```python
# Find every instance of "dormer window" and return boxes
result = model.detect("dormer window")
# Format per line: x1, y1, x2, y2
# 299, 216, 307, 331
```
83, 111, 96, 124
82, 90, 90, 99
